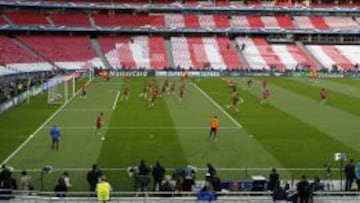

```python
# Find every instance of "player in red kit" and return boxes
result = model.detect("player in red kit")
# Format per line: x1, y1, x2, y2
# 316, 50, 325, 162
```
96, 112, 104, 137
178, 82, 185, 103
261, 79, 267, 90
149, 86, 159, 109
170, 81, 176, 96
246, 78, 253, 89
81, 82, 87, 98
261, 88, 270, 104
120, 87, 129, 101
320, 88, 327, 104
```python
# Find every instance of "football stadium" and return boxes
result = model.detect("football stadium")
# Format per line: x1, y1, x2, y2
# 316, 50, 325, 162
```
0, 0, 359, 202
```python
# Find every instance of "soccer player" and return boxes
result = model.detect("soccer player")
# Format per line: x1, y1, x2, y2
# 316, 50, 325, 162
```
261, 88, 270, 104
169, 81, 176, 96
320, 88, 327, 104
96, 112, 104, 136
149, 86, 159, 109
209, 116, 219, 141
227, 79, 237, 92
50, 125, 60, 150
261, 79, 267, 90
120, 86, 129, 101
139, 81, 148, 99
81, 82, 87, 98
178, 82, 185, 103
246, 78, 253, 89
227, 91, 243, 112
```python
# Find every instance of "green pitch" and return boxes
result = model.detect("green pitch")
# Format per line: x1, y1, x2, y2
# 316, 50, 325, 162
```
0, 77, 359, 192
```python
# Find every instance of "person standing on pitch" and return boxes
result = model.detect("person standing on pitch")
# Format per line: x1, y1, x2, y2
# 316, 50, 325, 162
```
209, 116, 219, 141
50, 125, 60, 150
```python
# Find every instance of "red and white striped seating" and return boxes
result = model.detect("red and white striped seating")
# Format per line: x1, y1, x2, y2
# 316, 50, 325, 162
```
306, 45, 360, 70
236, 37, 316, 70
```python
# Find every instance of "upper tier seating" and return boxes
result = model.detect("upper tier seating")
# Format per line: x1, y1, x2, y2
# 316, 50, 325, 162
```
50, 13, 91, 26
93, 14, 165, 27
5, 12, 49, 25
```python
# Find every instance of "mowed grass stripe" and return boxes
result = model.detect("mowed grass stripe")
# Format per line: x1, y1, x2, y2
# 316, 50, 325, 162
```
0, 94, 60, 162
7, 78, 118, 169
247, 78, 360, 162
201, 78, 358, 169
291, 78, 360, 99
161, 78, 285, 172
97, 77, 187, 191
328, 78, 360, 87
268, 78, 360, 116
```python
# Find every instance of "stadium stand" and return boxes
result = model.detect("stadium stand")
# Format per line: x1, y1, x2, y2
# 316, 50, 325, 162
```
93, 14, 165, 27
0, 36, 43, 64
99, 36, 168, 69
49, 13, 91, 26
306, 45, 360, 70
294, 16, 359, 30
236, 37, 317, 70
171, 37, 242, 69
4, 12, 49, 25
231, 16, 294, 29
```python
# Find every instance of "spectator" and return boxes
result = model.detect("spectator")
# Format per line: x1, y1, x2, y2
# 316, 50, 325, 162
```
63, 171, 72, 191
210, 173, 222, 192
269, 168, 280, 191
136, 160, 150, 195
96, 176, 112, 203
207, 163, 216, 177
87, 164, 102, 196
159, 175, 175, 197
0, 170, 17, 200
297, 175, 311, 203
182, 174, 195, 195
272, 183, 287, 202
54, 177, 67, 198
197, 185, 217, 201
152, 161, 165, 191
0, 165, 11, 183
344, 159, 355, 191
19, 170, 32, 192
310, 176, 324, 193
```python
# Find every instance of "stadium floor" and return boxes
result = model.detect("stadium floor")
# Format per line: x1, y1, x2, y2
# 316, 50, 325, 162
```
0, 77, 359, 191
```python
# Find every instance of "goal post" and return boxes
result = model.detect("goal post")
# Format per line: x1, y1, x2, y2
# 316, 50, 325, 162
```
47, 75, 75, 104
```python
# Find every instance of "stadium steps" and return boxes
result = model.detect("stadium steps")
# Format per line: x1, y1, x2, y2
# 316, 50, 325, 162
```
88, 14, 96, 27
230, 39, 251, 69
2, 14, 13, 24
164, 38, 175, 67
45, 15, 54, 26
11, 37, 58, 68
90, 37, 112, 69
295, 41, 322, 68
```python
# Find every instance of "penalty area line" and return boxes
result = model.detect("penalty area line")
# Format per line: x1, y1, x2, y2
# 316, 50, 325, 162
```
192, 83, 242, 129
1, 79, 93, 165
112, 90, 121, 110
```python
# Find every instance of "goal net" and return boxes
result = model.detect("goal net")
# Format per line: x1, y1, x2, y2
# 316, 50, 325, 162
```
47, 75, 75, 104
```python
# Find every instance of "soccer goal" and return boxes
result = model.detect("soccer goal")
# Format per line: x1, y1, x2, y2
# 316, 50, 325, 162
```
47, 75, 76, 104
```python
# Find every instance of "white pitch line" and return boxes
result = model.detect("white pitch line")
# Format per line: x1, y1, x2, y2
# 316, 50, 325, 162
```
42, 126, 239, 130
112, 90, 121, 110
1, 79, 92, 165
192, 83, 242, 128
